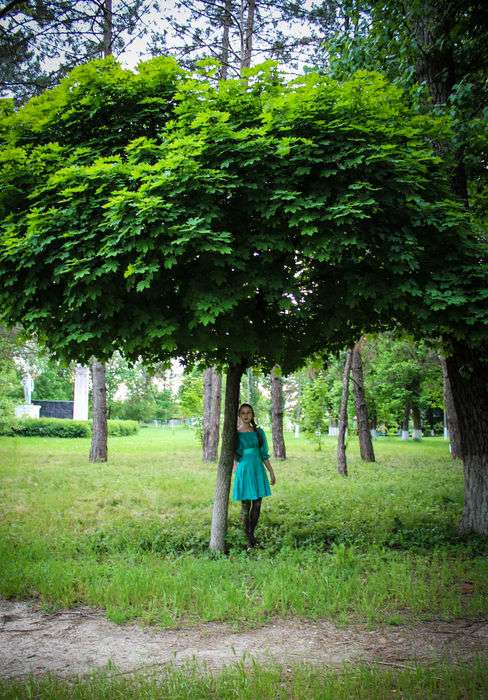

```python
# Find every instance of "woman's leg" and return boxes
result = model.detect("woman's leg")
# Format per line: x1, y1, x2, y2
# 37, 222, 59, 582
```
249, 498, 262, 546
240, 500, 252, 546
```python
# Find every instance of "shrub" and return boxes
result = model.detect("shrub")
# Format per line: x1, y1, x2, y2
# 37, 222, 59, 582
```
0, 418, 139, 437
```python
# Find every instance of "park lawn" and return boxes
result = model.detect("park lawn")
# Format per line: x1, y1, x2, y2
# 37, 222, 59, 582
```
0, 427, 487, 627
2, 659, 488, 700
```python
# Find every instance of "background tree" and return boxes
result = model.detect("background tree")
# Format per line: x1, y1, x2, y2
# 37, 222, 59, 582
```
0, 0, 154, 103
178, 368, 205, 421
0, 326, 22, 417
351, 340, 375, 460
337, 348, 352, 476
270, 364, 286, 458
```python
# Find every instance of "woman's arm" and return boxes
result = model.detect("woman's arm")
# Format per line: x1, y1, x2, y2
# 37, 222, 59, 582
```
263, 458, 276, 485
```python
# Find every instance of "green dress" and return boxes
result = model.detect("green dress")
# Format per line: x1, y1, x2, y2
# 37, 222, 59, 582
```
232, 427, 272, 502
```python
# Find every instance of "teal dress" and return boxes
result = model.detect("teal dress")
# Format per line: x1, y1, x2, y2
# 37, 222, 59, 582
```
232, 427, 272, 502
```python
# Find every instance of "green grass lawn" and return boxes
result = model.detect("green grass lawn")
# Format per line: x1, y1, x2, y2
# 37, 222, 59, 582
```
1, 427, 487, 627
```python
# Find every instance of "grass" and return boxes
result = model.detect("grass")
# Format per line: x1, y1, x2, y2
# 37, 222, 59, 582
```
2, 659, 488, 699
1, 427, 488, 627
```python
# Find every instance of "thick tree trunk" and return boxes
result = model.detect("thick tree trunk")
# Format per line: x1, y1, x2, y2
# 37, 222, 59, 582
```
209, 362, 245, 552
351, 345, 375, 462
401, 404, 410, 440
89, 359, 107, 462
440, 355, 462, 459
271, 364, 286, 459
337, 349, 352, 476
410, 6, 487, 535
446, 345, 488, 535
411, 405, 422, 441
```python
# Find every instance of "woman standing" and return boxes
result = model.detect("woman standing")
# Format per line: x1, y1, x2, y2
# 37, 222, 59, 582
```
233, 403, 276, 548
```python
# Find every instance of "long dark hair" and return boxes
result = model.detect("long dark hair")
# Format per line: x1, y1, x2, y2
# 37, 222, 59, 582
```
236, 403, 263, 448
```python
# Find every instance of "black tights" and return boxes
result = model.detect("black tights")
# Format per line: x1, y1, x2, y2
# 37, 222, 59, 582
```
241, 498, 262, 546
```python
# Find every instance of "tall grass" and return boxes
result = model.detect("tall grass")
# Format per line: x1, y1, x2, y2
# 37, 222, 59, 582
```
1, 428, 487, 626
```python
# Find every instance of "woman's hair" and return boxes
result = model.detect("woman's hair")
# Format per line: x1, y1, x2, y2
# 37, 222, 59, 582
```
237, 403, 263, 447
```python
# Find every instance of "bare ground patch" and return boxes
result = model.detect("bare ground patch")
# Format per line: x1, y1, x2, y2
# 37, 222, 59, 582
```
1, 598, 488, 680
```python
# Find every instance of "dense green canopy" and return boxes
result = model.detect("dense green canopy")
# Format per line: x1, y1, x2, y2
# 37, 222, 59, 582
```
0, 57, 485, 372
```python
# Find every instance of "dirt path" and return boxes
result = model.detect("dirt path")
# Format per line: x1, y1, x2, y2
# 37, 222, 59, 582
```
1, 598, 488, 679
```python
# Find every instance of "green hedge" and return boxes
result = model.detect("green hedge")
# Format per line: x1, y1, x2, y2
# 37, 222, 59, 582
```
0, 418, 139, 438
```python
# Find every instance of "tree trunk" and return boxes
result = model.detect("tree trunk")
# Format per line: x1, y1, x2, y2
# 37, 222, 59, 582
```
209, 368, 221, 459
89, 359, 107, 462
103, 0, 113, 58
446, 345, 488, 535
203, 367, 222, 461
209, 362, 245, 552
337, 349, 352, 476
351, 345, 375, 462
271, 364, 286, 459
220, 0, 233, 79
440, 355, 462, 459
409, 6, 487, 534
240, 0, 256, 70
411, 405, 422, 441
203, 368, 212, 458
401, 404, 410, 440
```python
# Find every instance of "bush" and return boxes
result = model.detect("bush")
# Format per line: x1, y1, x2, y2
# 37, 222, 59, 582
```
0, 418, 139, 438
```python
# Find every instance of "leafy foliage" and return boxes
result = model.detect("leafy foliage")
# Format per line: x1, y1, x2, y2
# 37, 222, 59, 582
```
0, 58, 485, 376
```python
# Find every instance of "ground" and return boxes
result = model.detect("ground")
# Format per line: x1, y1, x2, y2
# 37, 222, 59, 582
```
2, 429, 488, 696
2, 597, 488, 681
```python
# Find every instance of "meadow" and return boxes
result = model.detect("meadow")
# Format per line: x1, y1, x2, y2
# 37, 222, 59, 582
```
1, 426, 487, 629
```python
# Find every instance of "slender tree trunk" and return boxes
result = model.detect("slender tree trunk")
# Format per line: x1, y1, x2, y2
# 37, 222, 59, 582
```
351, 345, 375, 461
203, 368, 222, 461
240, 0, 256, 70
337, 349, 352, 476
411, 405, 422, 441
103, 0, 113, 57
209, 368, 221, 459
89, 359, 107, 462
401, 404, 410, 440
440, 355, 462, 459
271, 364, 286, 459
220, 0, 233, 79
209, 362, 245, 551
203, 368, 213, 459
446, 345, 488, 535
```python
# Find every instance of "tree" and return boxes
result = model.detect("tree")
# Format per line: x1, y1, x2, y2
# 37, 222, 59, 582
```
337, 348, 352, 476
202, 367, 221, 460
351, 341, 375, 461
361, 334, 442, 438
0, 0, 154, 103
270, 364, 286, 458
0, 326, 22, 417
300, 369, 329, 450
89, 359, 107, 461
151, 0, 326, 77
439, 355, 462, 459
31, 358, 73, 400
324, 0, 488, 532
178, 368, 205, 420
1, 59, 484, 547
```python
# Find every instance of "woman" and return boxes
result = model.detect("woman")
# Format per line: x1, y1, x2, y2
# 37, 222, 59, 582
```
233, 403, 276, 548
